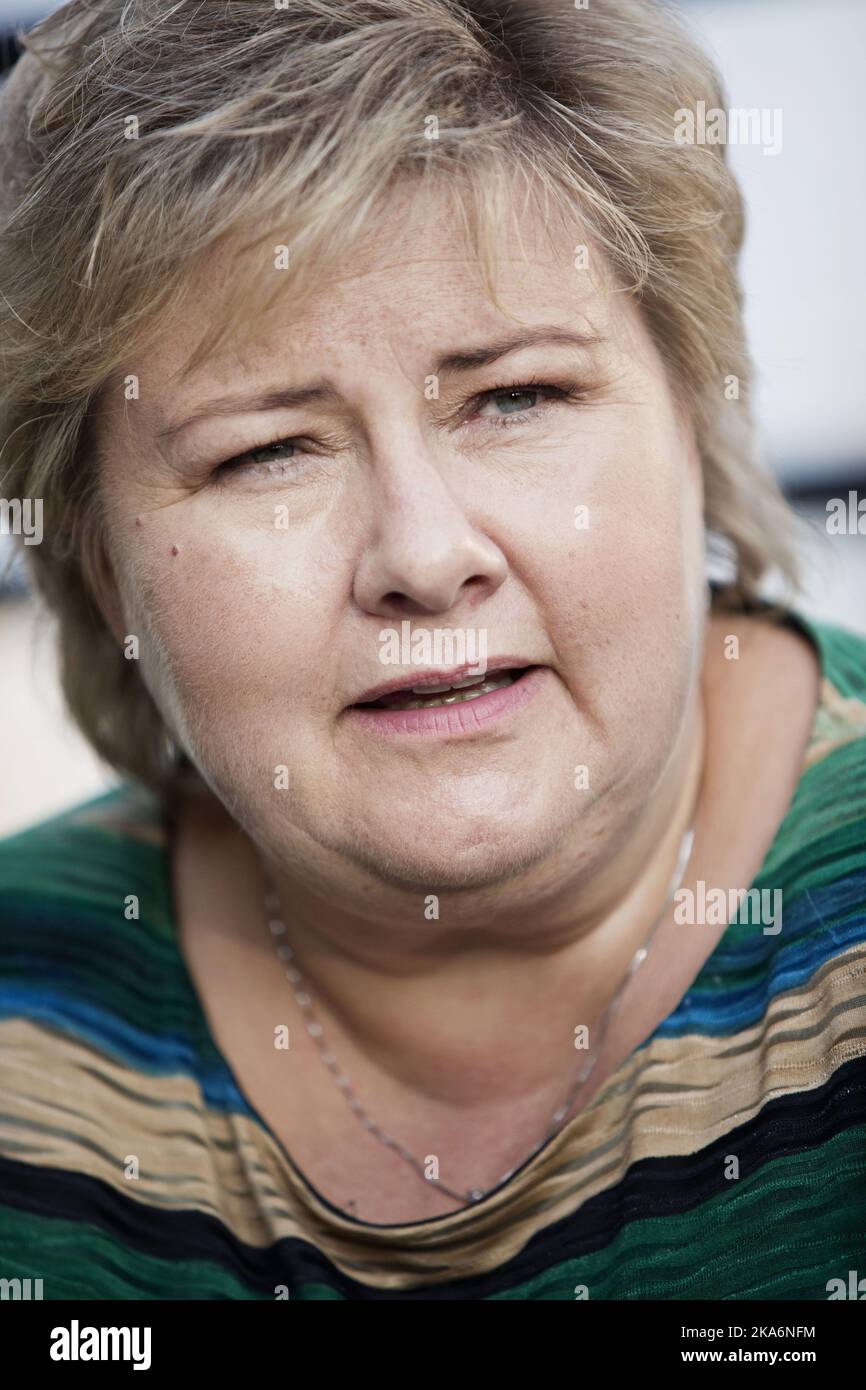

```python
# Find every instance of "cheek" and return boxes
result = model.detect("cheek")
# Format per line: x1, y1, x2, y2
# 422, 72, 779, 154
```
506, 407, 699, 625
117, 524, 335, 733
511, 412, 701, 745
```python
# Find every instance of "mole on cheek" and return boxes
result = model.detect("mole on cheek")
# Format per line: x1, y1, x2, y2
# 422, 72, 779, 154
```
171, 545, 179, 556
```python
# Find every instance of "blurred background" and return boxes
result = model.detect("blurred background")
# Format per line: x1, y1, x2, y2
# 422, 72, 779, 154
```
1, 0, 864, 833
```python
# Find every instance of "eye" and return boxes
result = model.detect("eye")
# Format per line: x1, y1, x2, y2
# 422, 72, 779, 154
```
212, 435, 306, 481
471, 378, 580, 430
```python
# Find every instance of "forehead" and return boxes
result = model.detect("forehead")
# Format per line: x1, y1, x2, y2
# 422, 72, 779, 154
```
113, 176, 644, 420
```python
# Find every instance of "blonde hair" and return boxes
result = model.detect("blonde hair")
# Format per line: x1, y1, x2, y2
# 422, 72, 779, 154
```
0, 0, 801, 799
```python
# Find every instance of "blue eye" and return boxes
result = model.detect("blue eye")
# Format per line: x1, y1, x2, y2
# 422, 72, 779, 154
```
474, 379, 576, 430
241, 439, 298, 466
214, 436, 304, 480
247, 439, 297, 462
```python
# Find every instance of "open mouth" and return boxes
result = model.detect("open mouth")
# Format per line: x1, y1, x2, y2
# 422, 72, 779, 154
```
354, 666, 533, 712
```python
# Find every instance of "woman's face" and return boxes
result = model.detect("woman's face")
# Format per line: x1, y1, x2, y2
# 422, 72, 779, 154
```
95, 181, 705, 900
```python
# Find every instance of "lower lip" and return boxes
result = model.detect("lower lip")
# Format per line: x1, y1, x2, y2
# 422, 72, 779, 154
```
345, 668, 546, 738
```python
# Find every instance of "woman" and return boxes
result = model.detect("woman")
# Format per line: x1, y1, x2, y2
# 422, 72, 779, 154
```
0, 0, 864, 1300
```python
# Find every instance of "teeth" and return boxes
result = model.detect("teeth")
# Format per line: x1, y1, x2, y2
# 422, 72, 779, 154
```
451, 674, 489, 689
410, 674, 485, 695
390, 671, 519, 710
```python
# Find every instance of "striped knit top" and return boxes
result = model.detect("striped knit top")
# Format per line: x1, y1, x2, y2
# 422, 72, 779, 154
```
1, 606, 865, 1300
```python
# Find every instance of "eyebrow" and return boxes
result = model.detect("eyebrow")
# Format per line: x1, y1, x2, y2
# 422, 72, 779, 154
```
155, 327, 602, 443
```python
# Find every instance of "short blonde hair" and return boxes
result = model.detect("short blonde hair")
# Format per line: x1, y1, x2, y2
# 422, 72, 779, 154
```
0, 0, 800, 799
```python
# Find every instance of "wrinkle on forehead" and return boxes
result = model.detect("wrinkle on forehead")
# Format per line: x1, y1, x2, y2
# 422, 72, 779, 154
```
93, 177, 647, 471
151, 174, 611, 379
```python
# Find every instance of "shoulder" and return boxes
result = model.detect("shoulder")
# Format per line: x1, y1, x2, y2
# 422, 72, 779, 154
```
792, 613, 866, 769
0, 781, 168, 920
761, 607, 866, 838
692, 609, 866, 1079
0, 782, 173, 1020
752, 610, 866, 957
794, 608, 866, 700
704, 602, 866, 942
707, 602, 866, 767
753, 607, 866, 784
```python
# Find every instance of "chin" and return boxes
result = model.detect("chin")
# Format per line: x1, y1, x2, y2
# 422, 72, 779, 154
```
334, 801, 575, 894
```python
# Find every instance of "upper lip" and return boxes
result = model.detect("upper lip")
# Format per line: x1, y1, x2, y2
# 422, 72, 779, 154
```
349, 659, 535, 706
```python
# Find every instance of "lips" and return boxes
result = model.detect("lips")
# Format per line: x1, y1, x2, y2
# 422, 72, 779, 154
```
350, 662, 535, 711
346, 664, 545, 737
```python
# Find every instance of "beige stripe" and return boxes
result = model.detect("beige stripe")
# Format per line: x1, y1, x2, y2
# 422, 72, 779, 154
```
803, 678, 866, 769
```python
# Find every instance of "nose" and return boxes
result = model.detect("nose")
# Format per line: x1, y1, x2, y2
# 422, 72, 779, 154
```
352, 428, 509, 619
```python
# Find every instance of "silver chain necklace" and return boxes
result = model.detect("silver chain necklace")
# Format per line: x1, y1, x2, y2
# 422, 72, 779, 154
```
259, 822, 695, 1210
